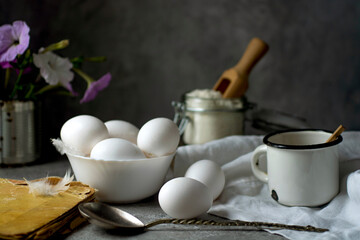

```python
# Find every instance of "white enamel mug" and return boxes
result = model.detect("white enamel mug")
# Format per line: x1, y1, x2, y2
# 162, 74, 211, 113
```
251, 129, 343, 207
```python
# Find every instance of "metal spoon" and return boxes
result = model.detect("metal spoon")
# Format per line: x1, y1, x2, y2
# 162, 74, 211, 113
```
78, 202, 328, 233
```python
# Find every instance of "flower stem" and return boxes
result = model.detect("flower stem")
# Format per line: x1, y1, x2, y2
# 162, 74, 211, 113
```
25, 84, 35, 99
9, 69, 24, 99
4, 68, 10, 89
72, 68, 93, 86
84, 56, 106, 62
34, 84, 61, 96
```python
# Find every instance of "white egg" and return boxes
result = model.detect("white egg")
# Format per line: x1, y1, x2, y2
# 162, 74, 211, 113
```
137, 118, 180, 157
60, 115, 109, 156
185, 160, 225, 200
158, 177, 212, 219
105, 120, 139, 144
90, 138, 145, 161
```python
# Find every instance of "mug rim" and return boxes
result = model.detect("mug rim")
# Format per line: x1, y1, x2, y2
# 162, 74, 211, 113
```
263, 129, 343, 150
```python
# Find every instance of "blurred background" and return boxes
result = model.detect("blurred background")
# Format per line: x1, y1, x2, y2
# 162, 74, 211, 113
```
1, 0, 359, 157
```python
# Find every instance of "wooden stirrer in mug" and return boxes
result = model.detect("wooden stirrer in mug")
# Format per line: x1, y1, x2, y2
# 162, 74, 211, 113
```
326, 125, 345, 143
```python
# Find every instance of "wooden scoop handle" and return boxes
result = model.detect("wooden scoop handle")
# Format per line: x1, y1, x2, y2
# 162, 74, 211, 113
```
233, 37, 269, 75
212, 37, 269, 98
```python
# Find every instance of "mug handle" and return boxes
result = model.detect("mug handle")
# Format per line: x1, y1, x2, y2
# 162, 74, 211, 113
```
251, 144, 269, 182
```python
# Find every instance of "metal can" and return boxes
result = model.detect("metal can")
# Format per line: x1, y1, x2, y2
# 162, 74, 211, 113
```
0, 100, 41, 165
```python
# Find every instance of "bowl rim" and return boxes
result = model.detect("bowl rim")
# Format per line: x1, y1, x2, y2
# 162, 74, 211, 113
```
65, 151, 176, 163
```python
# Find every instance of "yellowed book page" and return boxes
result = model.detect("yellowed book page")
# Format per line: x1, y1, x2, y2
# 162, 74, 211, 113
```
0, 177, 95, 239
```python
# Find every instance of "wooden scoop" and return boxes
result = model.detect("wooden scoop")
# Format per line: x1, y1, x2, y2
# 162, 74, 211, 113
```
213, 37, 269, 98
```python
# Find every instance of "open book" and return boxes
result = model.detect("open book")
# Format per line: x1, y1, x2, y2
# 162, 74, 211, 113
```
0, 177, 95, 239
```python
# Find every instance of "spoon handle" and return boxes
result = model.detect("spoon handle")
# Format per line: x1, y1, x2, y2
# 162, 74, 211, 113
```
145, 218, 328, 233
326, 124, 345, 143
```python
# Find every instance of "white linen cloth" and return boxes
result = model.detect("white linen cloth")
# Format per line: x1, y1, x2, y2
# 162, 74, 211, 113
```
174, 132, 360, 240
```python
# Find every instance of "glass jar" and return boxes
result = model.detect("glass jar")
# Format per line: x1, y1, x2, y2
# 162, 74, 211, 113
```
173, 93, 249, 145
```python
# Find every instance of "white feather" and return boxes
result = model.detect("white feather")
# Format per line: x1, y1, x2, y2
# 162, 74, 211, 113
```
51, 138, 85, 156
51, 138, 66, 155
25, 170, 74, 196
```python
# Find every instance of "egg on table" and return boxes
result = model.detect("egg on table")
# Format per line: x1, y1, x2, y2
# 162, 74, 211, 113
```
105, 120, 139, 144
185, 160, 225, 200
137, 118, 180, 157
158, 177, 213, 219
60, 115, 109, 156
90, 138, 145, 161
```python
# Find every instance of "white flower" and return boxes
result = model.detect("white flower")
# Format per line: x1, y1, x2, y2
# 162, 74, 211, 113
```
33, 50, 74, 86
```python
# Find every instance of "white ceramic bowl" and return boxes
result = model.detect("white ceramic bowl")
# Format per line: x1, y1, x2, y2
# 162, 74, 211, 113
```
66, 152, 175, 203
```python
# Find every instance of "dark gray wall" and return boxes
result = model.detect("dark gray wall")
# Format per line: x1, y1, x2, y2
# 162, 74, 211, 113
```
1, 0, 359, 151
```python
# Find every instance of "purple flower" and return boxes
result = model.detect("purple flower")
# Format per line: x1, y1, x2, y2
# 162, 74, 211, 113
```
0, 21, 30, 62
0, 61, 12, 68
80, 73, 111, 103
0, 60, 32, 74
64, 83, 79, 96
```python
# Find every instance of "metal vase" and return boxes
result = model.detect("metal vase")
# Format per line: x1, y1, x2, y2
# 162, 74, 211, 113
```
0, 100, 41, 165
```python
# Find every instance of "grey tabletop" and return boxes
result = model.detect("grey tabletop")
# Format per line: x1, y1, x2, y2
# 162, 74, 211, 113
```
0, 157, 286, 240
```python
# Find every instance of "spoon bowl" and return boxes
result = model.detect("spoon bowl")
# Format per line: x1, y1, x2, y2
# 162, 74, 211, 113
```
79, 202, 145, 230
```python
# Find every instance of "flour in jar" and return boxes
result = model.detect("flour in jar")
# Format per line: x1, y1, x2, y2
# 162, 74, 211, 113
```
185, 89, 244, 110
182, 89, 246, 144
